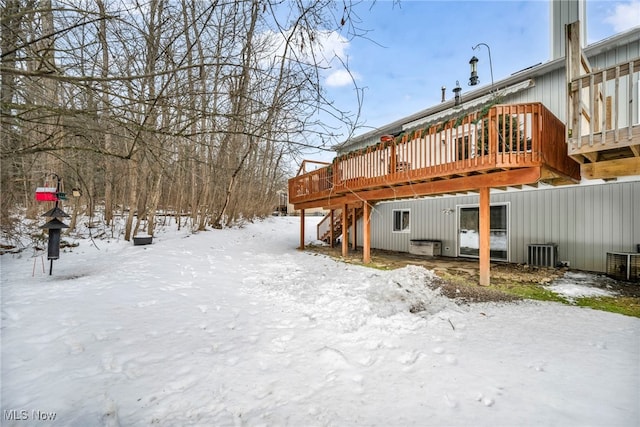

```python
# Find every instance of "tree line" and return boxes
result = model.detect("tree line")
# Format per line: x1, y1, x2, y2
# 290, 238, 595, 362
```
1, 0, 362, 241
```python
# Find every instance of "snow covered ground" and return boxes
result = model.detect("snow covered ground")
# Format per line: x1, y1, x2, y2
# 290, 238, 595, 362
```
1, 216, 639, 426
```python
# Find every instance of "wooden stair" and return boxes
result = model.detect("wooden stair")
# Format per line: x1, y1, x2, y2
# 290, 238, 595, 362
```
317, 208, 363, 246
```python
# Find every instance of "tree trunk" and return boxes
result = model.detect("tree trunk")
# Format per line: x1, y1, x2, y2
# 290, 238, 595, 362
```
124, 159, 138, 241
213, 142, 255, 228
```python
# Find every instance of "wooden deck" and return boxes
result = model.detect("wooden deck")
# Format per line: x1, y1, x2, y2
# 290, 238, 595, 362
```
289, 102, 580, 209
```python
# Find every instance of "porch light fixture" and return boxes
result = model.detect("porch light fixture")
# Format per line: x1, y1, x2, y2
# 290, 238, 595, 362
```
452, 80, 462, 106
470, 43, 494, 93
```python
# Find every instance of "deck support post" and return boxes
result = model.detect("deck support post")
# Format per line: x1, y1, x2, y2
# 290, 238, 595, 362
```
479, 187, 490, 286
352, 206, 357, 250
363, 201, 371, 264
341, 204, 348, 257
329, 209, 335, 246
299, 209, 305, 250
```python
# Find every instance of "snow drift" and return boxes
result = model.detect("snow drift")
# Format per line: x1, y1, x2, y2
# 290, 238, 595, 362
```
1, 216, 638, 426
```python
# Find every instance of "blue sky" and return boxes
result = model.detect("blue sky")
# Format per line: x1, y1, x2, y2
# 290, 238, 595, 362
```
305, 0, 639, 159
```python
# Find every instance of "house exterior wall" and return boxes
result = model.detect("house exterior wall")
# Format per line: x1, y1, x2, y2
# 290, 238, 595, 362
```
589, 34, 640, 71
504, 68, 568, 122
355, 180, 640, 273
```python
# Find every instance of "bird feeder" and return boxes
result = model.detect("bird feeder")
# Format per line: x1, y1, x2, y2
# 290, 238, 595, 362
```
37, 174, 69, 275
40, 218, 69, 261
35, 187, 59, 202
42, 206, 70, 219
469, 56, 479, 86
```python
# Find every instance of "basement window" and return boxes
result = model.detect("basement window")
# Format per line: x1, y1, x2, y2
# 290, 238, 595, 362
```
392, 209, 410, 233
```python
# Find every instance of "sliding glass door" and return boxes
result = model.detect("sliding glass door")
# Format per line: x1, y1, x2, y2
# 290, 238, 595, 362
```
458, 204, 509, 261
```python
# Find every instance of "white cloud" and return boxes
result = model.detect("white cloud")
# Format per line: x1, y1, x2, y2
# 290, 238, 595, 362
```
259, 29, 350, 67
325, 69, 360, 87
604, 1, 640, 32
312, 31, 361, 87
259, 28, 359, 88
314, 31, 349, 66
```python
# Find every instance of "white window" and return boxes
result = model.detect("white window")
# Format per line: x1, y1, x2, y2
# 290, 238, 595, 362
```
392, 209, 410, 233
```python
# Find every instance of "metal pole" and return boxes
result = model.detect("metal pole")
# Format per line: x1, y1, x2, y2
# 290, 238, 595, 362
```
53, 173, 60, 276
51, 173, 61, 209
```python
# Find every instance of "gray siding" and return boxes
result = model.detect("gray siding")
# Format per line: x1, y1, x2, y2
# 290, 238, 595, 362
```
503, 68, 568, 121
550, 0, 586, 60
355, 180, 640, 272
590, 37, 640, 69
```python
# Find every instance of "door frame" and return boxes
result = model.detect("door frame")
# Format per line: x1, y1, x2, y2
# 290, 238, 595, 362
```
456, 202, 510, 262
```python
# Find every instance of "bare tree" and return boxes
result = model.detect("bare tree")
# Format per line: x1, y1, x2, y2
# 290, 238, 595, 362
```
1, 0, 368, 241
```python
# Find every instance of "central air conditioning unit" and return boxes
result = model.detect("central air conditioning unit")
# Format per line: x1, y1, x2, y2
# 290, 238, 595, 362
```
527, 243, 558, 267
606, 252, 640, 282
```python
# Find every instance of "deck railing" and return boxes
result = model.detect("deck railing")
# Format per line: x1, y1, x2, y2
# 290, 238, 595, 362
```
568, 58, 640, 148
289, 102, 570, 205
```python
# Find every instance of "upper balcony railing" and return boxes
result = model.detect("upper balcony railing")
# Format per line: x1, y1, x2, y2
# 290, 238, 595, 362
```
289, 102, 574, 206
567, 58, 640, 151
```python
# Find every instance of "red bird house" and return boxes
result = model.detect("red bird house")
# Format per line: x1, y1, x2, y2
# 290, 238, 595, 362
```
35, 187, 58, 202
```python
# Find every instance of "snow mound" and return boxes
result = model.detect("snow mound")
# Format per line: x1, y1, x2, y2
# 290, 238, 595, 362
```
546, 271, 618, 301
243, 256, 453, 334
364, 265, 451, 317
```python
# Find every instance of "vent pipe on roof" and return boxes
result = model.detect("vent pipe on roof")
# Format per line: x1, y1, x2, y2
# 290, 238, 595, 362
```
452, 81, 462, 106
441, 86, 446, 103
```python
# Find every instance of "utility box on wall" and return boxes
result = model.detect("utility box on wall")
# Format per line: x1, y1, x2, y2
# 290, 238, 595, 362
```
409, 240, 442, 257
